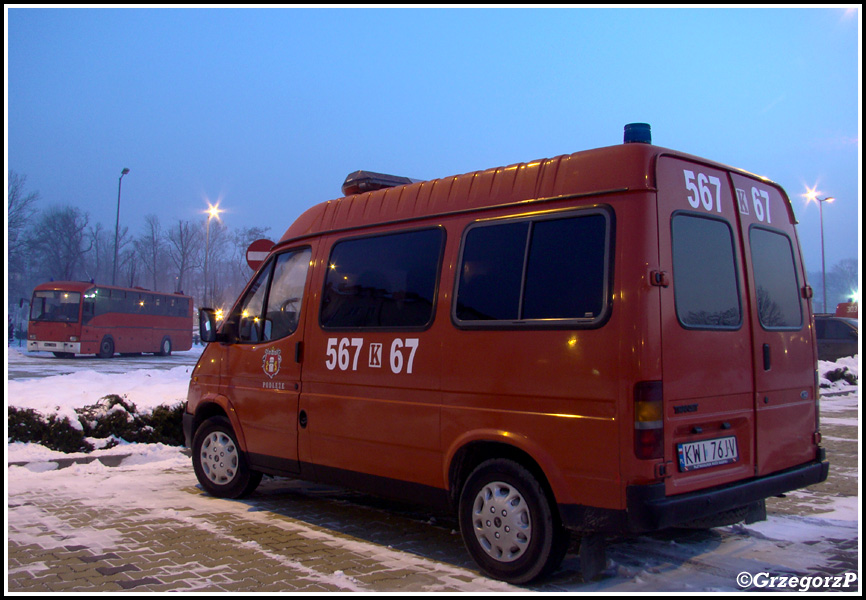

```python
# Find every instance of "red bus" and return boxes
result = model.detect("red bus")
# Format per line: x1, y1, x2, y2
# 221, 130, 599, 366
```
27, 281, 193, 358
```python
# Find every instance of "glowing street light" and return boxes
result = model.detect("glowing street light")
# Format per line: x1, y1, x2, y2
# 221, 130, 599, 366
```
112, 168, 130, 285
203, 201, 224, 307
803, 186, 835, 313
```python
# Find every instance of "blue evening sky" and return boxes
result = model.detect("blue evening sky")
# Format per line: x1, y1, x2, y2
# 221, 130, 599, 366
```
6, 6, 861, 278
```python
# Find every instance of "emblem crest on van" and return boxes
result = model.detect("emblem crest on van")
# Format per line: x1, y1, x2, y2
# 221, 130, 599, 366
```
262, 347, 282, 379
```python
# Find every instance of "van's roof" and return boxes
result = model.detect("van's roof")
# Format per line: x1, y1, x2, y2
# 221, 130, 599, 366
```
276, 142, 774, 247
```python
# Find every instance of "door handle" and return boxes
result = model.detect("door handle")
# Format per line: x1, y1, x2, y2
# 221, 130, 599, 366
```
762, 343, 771, 371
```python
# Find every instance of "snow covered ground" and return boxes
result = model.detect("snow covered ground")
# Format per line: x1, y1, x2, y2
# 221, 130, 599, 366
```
5, 347, 861, 591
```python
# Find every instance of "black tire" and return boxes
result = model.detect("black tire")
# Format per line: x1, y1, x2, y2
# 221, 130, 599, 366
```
97, 336, 114, 358
192, 416, 262, 499
458, 458, 569, 584
158, 336, 172, 356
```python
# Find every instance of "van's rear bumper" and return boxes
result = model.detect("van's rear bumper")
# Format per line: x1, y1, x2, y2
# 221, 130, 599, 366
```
559, 452, 829, 533
626, 454, 829, 532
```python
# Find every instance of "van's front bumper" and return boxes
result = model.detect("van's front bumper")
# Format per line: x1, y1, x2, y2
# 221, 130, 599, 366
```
559, 450, 829, 533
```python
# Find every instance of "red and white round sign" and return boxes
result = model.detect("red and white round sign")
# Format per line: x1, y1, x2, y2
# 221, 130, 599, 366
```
246, 239, 274, 271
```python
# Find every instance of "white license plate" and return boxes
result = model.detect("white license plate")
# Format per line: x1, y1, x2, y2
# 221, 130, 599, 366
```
677, 436, 739, 472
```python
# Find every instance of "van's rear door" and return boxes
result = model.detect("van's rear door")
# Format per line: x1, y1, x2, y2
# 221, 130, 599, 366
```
656, 157, 757, 495
656, 157, 818, 496
728, 172, 817, 476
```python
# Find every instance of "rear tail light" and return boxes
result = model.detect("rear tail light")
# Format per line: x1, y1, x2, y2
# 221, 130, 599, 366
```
634, 380, 664, 460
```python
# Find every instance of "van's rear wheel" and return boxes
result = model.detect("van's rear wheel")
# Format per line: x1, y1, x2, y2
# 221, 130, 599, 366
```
192, 416, 262, 499
458, 458, 568, 583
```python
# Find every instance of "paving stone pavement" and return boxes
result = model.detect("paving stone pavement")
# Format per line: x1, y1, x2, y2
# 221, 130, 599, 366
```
7, 469, 514, 593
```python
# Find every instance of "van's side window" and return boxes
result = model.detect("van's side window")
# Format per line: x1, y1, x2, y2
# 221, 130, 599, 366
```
671, 214, 741, 329
231, 265, 271, 342
227, 248, 311, 343
320, 228, 444, 329
455, 210, 610, 326
749, 227, 802, 330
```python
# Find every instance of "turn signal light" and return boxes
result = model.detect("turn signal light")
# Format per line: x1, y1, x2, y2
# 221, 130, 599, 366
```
634, 380, 664, 460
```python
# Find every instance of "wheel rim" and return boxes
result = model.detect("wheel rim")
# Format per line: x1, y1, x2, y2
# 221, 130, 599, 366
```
471, 481, 532, 563
162, 339, 170, 354
200, 431, 239, 485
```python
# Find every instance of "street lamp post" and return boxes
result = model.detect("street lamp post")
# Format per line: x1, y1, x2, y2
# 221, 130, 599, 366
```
816, 195, 835, 313
112, 168, 130, 285
203, 202, 223, 307
804, 187, 835, 313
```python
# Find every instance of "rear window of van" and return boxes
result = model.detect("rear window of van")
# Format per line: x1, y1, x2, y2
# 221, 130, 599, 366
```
671, 213, 742, 329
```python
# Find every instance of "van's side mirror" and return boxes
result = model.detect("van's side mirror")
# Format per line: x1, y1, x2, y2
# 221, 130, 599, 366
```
199, 308, 219, 343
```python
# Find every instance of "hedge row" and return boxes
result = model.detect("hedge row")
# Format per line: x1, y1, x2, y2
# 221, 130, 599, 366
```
8, 394, 185, 454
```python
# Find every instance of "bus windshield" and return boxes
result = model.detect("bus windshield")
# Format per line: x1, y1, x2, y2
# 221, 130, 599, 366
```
30, 290, 82, 323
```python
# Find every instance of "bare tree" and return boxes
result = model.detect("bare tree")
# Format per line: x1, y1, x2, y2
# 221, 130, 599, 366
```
8, 171, 41, 301
28, 205, 92, 281
113, 226, 136, 286
826, 258, 859, 310
8, 171, 40, 251
135, 214, 168, 291
166, 219, 203, 295
200, 218, 233, 307
119, 243, 139, 288
82, 222, 113, 284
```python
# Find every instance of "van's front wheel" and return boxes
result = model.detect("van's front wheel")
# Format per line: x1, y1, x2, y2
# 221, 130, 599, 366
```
458, 458, 568, 584
192, 416, 262, 499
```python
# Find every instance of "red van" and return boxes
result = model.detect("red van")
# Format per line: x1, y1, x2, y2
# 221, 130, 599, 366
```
184, 124, 828, 583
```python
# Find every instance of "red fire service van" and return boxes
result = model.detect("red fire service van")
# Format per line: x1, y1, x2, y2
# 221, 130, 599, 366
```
184, 124, 828, 583
28, 281, 193, 358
